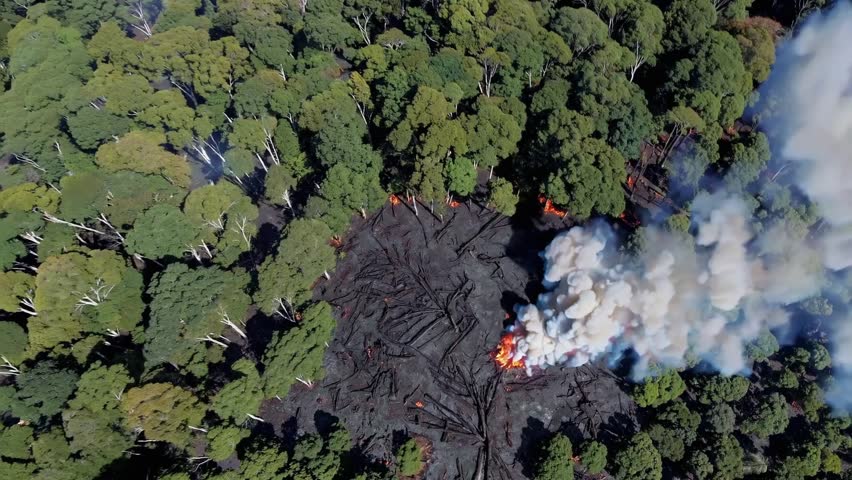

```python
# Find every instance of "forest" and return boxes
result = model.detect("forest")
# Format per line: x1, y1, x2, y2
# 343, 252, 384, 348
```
0, 0, 849, 479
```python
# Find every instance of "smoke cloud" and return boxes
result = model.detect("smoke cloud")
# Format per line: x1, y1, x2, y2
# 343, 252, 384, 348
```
511, 6, 852, 397
767, 3, 852, 410
513, 195, 818, 377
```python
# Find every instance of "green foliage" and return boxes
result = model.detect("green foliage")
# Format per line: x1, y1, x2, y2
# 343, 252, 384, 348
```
395, 438, 424, 477
740, 393, 789, 438
126, 204, 200, 259
66, 107, 132, 151
0, 425, 33, 459
30, 249, 144, 354
707, 434, 744, 480
579, 441, 607, 474
145, 263, 251, 376
745, 329, 779, 362
688, 450, 714, 480
647, 424, 684, 461
262, 301, 336, 398
489, 177, 518, 216
183, 182, 259, 266
10, 361, 79, 421
207, 426, 250, 461
121, 383, 204, 448
0, 321, 28, 363
534, 433, 573, 480
239, 443, 289, 480
632, 369, 686, 408
691, 375, 750, 404
613, 432, 662, 480
706, 403, 737, 434
211, 359, 264, 423
256, 219, 335, 313
95, 131, 191, 188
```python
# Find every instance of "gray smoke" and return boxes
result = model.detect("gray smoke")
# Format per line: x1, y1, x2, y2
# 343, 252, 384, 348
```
512, 6, 851, 395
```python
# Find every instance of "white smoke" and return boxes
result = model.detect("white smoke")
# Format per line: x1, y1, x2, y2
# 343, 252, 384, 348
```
511, 5, 852, 402
513, 196, 815, 376
765, 3, 852, 409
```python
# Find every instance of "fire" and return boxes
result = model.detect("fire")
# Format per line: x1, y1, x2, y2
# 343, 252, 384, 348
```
415, 400, 425, 408
627, 176, 635, 189
449, 200, 461, 208
389, 194, 401, 206
494, 332, 524, 369
329, 236, 343, 248
538, 195, 568, 218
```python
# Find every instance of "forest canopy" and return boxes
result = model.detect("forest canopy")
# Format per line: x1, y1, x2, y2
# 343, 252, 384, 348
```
0, 0, 846, 479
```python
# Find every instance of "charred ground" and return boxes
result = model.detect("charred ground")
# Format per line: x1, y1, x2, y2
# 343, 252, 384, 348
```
262, 199, 638, 479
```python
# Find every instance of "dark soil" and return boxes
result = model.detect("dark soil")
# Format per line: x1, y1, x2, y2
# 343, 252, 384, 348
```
263, 198, 638, 479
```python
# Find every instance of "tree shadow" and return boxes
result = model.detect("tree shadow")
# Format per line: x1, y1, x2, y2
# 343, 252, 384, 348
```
516, 416, 551, 478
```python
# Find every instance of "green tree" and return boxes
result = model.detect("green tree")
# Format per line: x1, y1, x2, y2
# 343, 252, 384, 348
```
662, 0, 717, 51
632, 369, 686, 408
535, 433, 573, 480
29, 250, 144, 355
0, 425, 33, 459
688, 450, 714, 480
537, 108, 626, 219
740, 393, 789, 438
745, 329, 779, 362
706, 403, 736, 434
211, 359, 264, 423
691, 375, 750, 405
206, 426, 250, 462
462, 99, 522, 170
706, 435, 744, 480
647, 424, 684, 461
0, 271, 34, 313
66, 107, 133, 151
395, 438, 423, 477
613, 432, 662, 480
121, 383, 204, 448
256, 219, 335, 313
724, 132, 770, 191
95, 131, 191, 189
145, 263, 251, 376
262, 301, 336, 399
126, 205, 201, 259
579, 441, 607, 474
9, 361, 79, 421
0, 322, 27, 364
728, 18, 779, 84
489, 177, 518, 216
239, 443, 289, 480
183, 182, 259, 266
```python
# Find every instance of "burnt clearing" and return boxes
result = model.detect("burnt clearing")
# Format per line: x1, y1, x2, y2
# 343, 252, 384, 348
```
262, 199, 638, 479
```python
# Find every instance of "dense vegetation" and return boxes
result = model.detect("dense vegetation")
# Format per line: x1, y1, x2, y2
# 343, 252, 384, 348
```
0, 0, 847, 478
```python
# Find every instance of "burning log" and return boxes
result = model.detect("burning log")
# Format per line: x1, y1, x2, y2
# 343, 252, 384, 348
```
493, 332, 524, 370
537, 195, 569, 219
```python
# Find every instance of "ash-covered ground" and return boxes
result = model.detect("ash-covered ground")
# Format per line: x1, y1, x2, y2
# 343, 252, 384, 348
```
264, 199, 638, 479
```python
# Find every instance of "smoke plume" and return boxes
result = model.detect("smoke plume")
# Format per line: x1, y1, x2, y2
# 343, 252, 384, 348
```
511, 6, 852, 395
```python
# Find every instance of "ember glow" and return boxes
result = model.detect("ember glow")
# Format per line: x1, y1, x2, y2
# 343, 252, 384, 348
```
494, 332, 524, 370
415, 400, 425, 408
449, 200, 461, 208
627, 175, 636, 189
538, 195, 568, 218
389, 194, 401, 206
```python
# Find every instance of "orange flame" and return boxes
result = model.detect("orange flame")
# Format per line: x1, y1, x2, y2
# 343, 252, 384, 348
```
627, 176, 635, 189
329, 236, 343, 248
538, 195, 568, 218
389, 194, 401, 206
494, 332, 524, 369
449, 200, 461, 208
415, 400, 425, 408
